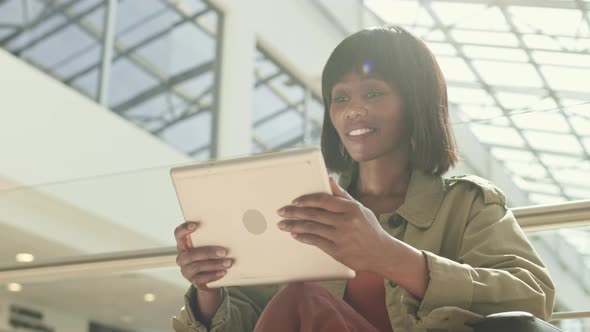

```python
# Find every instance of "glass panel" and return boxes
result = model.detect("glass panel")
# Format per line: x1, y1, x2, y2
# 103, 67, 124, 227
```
527, 225, 590, 315
0, 165, 183, 263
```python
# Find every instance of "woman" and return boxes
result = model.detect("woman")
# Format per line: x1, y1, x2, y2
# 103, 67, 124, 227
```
172, 26, 555, 332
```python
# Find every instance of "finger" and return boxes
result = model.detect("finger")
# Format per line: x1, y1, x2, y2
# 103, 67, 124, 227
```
181, 258, 233, 277
329, 176, 353, 199
278, 219, 336, 241
277, 206, 340, 227
191, 270, 227, 289
292, 233, 336, 256
290, 193, 352, 213
176, 246, 229, 266
175, 222, 199, 251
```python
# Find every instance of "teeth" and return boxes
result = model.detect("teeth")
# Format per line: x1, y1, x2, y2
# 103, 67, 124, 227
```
348, 128, 375, 136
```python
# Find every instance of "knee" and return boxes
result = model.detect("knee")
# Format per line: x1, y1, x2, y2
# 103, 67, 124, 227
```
275, 282, 329, 301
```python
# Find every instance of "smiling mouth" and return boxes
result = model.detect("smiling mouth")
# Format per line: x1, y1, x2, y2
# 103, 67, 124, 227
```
347, 128, 376, 137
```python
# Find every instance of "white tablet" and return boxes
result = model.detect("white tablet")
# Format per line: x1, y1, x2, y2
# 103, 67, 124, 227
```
170, 147, 355, 287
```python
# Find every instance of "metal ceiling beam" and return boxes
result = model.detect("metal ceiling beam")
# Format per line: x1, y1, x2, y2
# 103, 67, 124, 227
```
0, 0, 78, 46
11, 1, 103, 55
498, 4, 589, 161
420, 0, 571, 200
253, 101, 304, 127
54, 4, 206, 109
63, 8, 211, 87
97, 0, 118, 106
111, 60, 214, 113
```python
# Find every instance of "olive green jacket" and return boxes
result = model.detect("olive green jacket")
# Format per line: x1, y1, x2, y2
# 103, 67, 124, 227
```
172, 170, 555, 332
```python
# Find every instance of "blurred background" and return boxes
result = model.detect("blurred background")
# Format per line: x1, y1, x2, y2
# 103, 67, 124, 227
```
0, 0, 589, 331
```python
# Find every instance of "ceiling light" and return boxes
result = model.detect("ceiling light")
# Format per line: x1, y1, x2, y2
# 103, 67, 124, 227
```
143, 293, 156, 302
15, 253, 34, 263
7, 283, 22, 292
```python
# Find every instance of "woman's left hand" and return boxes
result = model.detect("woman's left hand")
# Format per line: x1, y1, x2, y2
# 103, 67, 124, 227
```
277, 176, 392, 273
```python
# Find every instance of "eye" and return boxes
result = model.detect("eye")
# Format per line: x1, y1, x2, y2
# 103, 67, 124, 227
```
332, 95, 350, 104
366, 90, 384, 99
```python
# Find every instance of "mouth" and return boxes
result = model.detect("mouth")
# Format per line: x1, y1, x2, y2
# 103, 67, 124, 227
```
346, 128, 376, 137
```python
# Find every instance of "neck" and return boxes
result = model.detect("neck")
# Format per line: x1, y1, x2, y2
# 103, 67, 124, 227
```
354, 153, 410, 198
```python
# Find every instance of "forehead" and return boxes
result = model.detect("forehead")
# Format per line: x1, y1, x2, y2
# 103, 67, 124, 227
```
332, 71, 387, 88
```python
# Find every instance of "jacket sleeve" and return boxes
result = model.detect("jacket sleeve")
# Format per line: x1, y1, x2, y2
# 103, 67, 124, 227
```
401, 188, 556, 327
172, 284, 278, 332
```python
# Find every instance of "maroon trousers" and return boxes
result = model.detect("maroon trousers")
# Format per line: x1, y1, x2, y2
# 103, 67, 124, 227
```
254, 283, 380, 332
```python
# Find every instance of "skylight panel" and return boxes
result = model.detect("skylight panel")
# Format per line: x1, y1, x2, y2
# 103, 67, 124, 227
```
508, 7, 583, 36
491, 147, 535, 162
513, 177, 561, 195
504, 160, 548, 178
555, 169, 590, 188
450, 6, 509, 32
470, 123, 526, 147
532, 51, 590, 68
462, 45, 529, 62
421, 29, 446, 42
364, 0, 425, 25
447, 86, 493, 105
512, 112, 571, 133
540, 153, 585, 168
459, 105, 504, 120
524, 131, 583, 155
540, 66, 590, 92
437, 57, 476, 82
424, 41, 457, 56
429, 2, 487, 26
521, 34, 563, 51
495, 92, 547, 110
451, 30, 519, 47
472, 60, 543, 88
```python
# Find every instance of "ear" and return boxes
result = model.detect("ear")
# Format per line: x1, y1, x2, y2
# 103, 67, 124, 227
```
329, 176, 353, 199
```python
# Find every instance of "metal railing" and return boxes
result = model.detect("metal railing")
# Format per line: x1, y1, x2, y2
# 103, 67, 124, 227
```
1, 199, 589, 321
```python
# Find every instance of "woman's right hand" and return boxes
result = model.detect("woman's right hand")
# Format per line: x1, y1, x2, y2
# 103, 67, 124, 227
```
175, 221, 232, 322
175, 221, 233, 289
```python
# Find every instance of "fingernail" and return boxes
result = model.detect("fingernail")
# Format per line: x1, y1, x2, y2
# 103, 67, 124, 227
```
277, 221, 286, 230
223, 260, 232, 267
216, 270, 226, 277
291, 199, 300, 206
291, 233, 299, 238
187, 223, 196, 230
277, 207, 285, 215
216, 249, 227, 257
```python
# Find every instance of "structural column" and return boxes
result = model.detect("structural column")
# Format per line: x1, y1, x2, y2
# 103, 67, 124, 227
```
212, 2, 256, 159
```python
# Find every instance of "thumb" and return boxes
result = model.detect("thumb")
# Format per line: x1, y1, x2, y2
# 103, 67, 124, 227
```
329, 176, 353, 199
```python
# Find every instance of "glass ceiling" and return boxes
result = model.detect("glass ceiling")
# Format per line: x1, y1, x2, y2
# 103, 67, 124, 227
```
0, 0, 588, 206
360, 0, 590, 205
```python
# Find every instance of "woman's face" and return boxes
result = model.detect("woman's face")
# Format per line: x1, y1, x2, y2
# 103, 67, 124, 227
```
329, 71, 407, 163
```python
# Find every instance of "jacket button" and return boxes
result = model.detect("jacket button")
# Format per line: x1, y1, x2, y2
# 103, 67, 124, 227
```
388, 214, 404, 228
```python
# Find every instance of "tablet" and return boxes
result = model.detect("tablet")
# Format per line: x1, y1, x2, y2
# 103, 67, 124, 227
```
170, 147, 355, 287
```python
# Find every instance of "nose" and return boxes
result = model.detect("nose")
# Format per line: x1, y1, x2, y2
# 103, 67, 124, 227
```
345, 103, 368, 119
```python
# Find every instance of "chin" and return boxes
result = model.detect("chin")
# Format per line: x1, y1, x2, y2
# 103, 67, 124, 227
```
347, 150, 380, 163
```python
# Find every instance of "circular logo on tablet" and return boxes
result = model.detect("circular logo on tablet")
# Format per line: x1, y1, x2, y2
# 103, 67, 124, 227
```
242, 209, 267, 235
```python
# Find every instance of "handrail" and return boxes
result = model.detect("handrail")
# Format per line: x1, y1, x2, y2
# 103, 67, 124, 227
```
550, 310, 590, 322
0, 200, 588, 282
513, 199, 590, 232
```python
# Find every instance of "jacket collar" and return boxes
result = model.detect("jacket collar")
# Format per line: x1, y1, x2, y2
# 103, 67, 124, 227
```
338, 164, 445, 229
